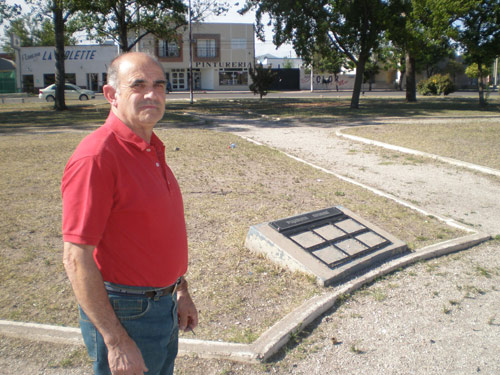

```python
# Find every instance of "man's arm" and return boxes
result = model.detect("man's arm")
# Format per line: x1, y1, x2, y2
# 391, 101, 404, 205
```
63, 242, 148, 375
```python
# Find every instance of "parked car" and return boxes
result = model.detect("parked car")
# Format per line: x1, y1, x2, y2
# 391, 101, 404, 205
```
38, 83, 95, 102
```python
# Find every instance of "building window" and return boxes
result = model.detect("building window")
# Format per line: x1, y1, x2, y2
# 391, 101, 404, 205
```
219, 69, 248, 86
159, 41, 180, 58
43, 74, 55, 87
197, 39, 216, 58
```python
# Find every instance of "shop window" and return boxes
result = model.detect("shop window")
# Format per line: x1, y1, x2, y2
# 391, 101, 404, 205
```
65, 74, 76, 85
219, 69, 248, 86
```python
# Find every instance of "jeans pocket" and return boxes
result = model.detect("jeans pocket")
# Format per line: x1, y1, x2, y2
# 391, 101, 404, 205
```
110, 295, 151, 321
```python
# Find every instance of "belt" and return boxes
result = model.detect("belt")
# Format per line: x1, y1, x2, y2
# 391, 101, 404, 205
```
104, 279, 180, 301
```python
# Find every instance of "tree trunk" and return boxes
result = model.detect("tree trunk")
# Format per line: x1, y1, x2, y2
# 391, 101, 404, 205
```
53, 2, 67, 111
405, 51, 417, 102
118, 1, 129, 52
351, 54, 368, 109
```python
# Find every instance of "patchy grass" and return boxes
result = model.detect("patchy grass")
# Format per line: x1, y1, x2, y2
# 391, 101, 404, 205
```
174, 96, 500, 121
0, 99, 468, 344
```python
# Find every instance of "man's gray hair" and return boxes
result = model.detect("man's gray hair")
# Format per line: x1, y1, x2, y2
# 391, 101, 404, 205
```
107, 52, 164, 92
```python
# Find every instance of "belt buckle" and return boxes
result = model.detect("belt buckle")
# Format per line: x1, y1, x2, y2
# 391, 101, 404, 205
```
153, 289, 163, 301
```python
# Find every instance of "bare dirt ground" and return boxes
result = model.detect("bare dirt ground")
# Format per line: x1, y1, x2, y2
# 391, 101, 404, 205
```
1, 115, 499, 374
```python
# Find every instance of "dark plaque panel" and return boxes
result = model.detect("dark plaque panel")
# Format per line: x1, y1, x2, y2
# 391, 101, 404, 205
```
269, 207, 343, 233
269, 206, 392, 270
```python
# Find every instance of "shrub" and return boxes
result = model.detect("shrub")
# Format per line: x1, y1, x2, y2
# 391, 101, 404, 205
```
417, 74, 455, 96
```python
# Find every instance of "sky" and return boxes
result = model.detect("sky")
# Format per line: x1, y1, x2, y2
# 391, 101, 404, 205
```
2, 0, 296, 58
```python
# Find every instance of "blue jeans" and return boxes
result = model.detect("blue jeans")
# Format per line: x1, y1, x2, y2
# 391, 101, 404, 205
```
79, 288, 179, 375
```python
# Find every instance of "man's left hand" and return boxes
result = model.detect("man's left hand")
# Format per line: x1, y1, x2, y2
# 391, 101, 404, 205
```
176, 278, 198, 332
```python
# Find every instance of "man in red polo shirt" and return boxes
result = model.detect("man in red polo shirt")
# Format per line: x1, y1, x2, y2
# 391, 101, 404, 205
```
62, 52, 197, 375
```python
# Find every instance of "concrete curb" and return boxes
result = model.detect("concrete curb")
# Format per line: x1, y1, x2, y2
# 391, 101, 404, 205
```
0, 232, 489, 364
335, 127, 500, 178
242, 135, 477, 234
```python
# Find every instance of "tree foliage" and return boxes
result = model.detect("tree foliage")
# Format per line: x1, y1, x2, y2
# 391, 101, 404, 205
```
72, 0, 228, 53
384, 0, 454, 102
72, 0, 186, 52
242, 0, 389, 109
0, 0, 22, 25
465, 63, 490, 79
2, 14, 76, 53
426, 0, 500, 106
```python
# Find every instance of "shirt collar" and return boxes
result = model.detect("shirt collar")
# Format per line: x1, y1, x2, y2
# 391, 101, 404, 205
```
104, 111, 164, 151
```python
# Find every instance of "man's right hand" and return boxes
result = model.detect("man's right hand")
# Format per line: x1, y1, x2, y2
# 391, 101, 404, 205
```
106, 334, 148, 374
63, 241, 148, 374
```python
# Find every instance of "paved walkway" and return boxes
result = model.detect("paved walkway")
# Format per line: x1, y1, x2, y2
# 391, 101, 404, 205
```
211, 115, 500, 236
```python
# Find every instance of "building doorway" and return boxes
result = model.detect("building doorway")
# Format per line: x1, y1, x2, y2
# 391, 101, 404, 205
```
22, 75, 34, 93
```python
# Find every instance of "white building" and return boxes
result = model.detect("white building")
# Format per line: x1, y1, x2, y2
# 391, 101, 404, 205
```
15, 45, 117, 93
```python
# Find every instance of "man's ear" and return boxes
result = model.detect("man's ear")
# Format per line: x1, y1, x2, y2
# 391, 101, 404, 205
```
103, 84, 118, 106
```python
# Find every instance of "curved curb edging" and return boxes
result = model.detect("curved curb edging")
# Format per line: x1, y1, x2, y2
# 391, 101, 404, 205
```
335, 128, 500, 178
0, 232, 489, 364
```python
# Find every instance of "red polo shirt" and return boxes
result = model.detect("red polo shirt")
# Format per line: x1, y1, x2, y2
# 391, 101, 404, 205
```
61, 111, 188, 287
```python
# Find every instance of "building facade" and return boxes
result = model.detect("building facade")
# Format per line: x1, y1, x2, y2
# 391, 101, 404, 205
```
140, 22, 255, 91
15, 45, 117, 93
14, 22, 255, 93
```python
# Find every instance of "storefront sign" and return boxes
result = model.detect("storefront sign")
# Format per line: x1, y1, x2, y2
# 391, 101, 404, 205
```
40, 49, 98, 61
195, 61, 252, 69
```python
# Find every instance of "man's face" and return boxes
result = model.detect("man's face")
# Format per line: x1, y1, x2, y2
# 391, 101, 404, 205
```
113, 55, 166, 129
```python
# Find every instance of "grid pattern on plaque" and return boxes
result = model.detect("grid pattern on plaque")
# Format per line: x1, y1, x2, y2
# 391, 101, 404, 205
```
287, 217, 391, 269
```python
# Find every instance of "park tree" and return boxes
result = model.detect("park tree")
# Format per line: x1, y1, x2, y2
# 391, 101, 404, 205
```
2, 15, 76, 53
424, 0, 499, 106
24, 0, 82, 110
363, 57, 380, 92
249, 63, 276, 99
385, 0, 453, 102
73, 0, 228, 53
450, 0, 499, 106
242, 0, 389, 109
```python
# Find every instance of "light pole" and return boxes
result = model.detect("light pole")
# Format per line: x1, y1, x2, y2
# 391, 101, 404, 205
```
189, 0, 194, 105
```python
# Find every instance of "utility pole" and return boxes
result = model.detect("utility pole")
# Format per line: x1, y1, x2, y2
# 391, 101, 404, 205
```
189, 0, 194, 105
